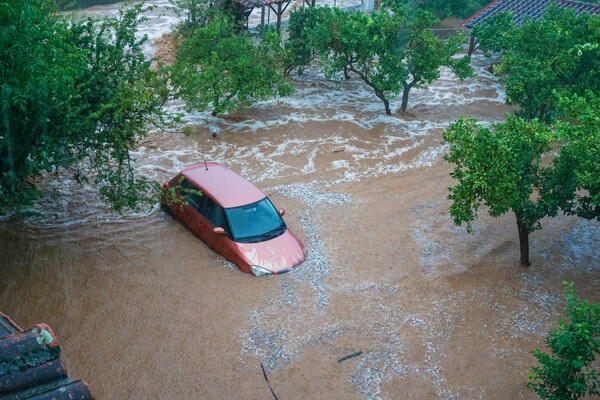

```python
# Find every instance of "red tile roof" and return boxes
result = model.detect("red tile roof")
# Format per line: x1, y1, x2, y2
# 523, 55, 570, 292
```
462, 0, 600, 28
0, 312, 94, 400
0, 313, 21, 339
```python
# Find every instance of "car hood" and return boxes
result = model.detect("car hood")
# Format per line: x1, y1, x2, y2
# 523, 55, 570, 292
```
236, 230, 305, 274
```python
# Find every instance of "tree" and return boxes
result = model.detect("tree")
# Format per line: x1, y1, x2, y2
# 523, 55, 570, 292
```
553, 92, 600, 221
443, 115, 558, 266
444, 90, 600, 267
396, 0, 491, 19
300, 3, 473, 115
470, 11, 515, 55
169, 18, 293, 116
474, 5, 600, 123
284, 6, 323, 76
168, 0, 211, 38
526, 282, 600, 400
0, 0, 171, 214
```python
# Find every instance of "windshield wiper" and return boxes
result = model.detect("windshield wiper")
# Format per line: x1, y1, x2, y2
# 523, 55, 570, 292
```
239, 225, 286, 243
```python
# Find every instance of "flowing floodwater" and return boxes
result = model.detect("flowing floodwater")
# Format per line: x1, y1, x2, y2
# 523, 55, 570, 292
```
1, 3, 599, 399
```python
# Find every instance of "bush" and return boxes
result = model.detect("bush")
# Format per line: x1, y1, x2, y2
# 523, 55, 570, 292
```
526, 282, 600, 399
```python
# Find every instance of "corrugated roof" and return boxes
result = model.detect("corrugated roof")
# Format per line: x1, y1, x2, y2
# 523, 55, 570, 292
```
462, 0, 600, 28
0, 312, 94, 400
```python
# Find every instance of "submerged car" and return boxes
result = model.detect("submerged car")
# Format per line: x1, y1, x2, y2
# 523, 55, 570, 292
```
161, 163, 306, 276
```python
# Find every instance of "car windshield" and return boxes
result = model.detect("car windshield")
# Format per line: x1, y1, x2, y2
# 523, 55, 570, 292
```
225, 198, 286, 243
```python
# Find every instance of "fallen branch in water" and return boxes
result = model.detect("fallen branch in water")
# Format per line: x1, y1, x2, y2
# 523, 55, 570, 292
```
338, 351, 363, 363
260, 363, 279, 400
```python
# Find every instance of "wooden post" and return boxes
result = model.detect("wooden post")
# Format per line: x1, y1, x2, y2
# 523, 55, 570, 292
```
261, 4, 265, 28
468, 36, 475, 56
276, 2, 281, 33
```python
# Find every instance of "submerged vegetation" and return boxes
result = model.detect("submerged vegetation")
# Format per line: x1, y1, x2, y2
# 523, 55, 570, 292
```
1, 0, 480, 214
444, 94, 600, 267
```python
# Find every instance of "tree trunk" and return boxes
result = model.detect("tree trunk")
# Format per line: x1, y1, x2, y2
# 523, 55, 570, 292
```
400, 81, 413, 113
347, 64, 391, 115
276, 2, 281, 33
375, 91, 391, 115
382, 97, 391, 115
517, 220, 531, 267
468, 36, 475, 57
1, 108, 16, 191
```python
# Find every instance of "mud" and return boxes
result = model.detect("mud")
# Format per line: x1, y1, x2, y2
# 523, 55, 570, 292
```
1, 5, 599, 400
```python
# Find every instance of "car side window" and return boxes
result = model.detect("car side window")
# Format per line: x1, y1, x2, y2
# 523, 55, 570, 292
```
180, 179, 227, 229
202, 196, 227, 229
179, 179, 203, 209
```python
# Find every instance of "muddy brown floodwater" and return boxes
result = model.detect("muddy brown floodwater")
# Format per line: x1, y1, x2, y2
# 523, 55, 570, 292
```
1, 8, 599, 399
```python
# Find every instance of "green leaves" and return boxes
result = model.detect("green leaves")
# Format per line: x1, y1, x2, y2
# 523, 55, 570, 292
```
475, 5, 600, 123
169, 18, 292, 116
444, 115, 554, 234
288, 3, 472, 115
389, 0, 492, 19
526, 282, 600, 400
554, 92, 600, 220
444, 93, 600, 265
1, 0, 172, 214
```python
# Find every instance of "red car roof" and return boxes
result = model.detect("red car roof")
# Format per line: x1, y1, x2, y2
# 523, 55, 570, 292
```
181, 163, 266, 208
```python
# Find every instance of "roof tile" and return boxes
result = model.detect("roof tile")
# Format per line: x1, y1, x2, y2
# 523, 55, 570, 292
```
462, 0, 600, 28
0, 314, 94, 400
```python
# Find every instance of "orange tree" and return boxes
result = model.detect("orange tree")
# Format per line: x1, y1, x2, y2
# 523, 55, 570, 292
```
443, 115, 555, 266
474, 5, 600, 124
527, 282, 600, 399
443, 93, 600, 266
0, 0, 171, 214
291, 2, 473, 115
169, 17, 292, 116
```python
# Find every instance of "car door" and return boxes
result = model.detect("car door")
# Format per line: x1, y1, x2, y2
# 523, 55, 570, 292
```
179, 180, 232, 253
178, 179, 210, 240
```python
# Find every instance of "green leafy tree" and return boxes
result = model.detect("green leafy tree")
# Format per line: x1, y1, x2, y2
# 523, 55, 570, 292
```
443, 115, 557, 266
553, 92, 600, 221
526, 282, 600, 400
471, 11, 515, 55
397, 0, 491, 19
474, 5, 600, 123
170, 18, 293, 116
444, 90, 600, 267
284, 6, 323, 76
0, 0, 171, 214
168, 0, 211, 38
301, 3, 473, 115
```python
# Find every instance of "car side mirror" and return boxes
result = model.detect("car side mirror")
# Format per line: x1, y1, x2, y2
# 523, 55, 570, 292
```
213, 227, 225, 235
279, 209, 285, 217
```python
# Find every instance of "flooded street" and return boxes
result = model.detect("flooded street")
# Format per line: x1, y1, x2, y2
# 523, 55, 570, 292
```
1, 3, 600, 399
